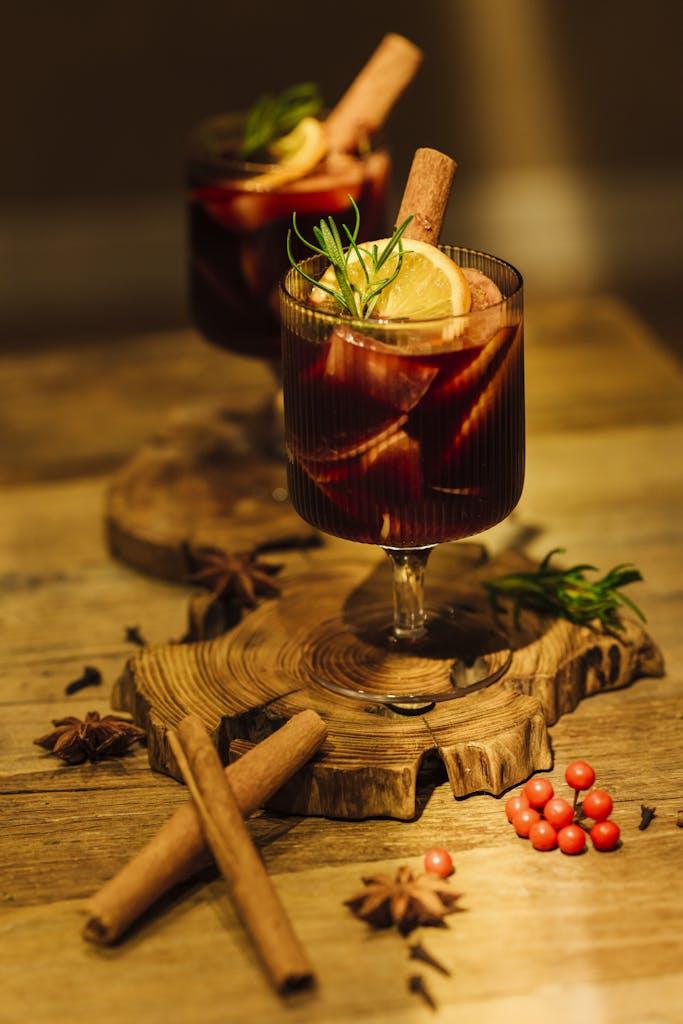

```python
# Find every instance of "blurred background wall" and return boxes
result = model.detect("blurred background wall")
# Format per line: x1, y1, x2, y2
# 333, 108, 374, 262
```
2, 0, 682, 350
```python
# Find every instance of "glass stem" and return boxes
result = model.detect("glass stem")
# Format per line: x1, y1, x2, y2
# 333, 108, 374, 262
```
384, 546, 433, 643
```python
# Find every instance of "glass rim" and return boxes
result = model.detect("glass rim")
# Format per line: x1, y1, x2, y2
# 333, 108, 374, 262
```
189, 111, 280, 173
279, 245, 524, 330
189, 109, 388, 177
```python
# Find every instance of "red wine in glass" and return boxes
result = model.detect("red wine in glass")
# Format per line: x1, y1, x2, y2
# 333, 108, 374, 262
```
280, 245, 524, 704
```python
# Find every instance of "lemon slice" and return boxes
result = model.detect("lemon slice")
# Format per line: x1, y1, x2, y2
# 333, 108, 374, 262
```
312, 238, 471, 320
242, 117, 327, 192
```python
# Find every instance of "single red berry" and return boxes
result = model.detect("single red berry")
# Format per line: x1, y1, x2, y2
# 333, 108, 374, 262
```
423, 847, 454, 878
529, 820, 558, 851
590, 820, 621, 852
565, 760, 596, 792
524, 777, 554, 810
505, 793, 530, 823
544, 797, 574, 830
582, 789, 613, 821
558, 824, 587, 855
512, 807, 541, 838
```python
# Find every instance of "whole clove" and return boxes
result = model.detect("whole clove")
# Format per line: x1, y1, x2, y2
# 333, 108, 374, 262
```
125, 626, 147, 646
65, 666, 102, 696
409, 942, 451, 977
408, 974, 437, 1011
677, 810, 683, 829
638, 805, 656, 831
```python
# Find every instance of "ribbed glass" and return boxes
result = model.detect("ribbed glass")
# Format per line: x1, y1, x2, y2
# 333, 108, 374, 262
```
280, 246, 524, 550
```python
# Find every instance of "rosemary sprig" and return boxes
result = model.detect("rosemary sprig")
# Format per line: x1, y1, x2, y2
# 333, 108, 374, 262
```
287, 198, 413, 319
241, 82, 323, 158
485, 548, 646, 632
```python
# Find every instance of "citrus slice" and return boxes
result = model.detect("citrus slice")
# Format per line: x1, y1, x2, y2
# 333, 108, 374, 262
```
311, 238, 471, 320
242, 117, 327, 192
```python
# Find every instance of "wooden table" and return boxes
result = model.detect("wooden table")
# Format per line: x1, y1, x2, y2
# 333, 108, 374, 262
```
2, 297, 682, 1024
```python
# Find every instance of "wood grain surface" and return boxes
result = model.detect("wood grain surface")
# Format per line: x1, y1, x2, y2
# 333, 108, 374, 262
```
117, 543, 662, 819
2, 296, 683, 1024
105, 406, 317, 581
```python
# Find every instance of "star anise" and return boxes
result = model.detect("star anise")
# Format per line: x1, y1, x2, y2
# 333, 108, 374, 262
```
189, 546, 282, 608
34, 711, 145, 765
345, 866, 461, 935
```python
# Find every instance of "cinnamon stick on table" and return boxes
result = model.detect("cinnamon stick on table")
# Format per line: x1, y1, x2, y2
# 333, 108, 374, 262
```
169, 715, 314, 993
396, 147, 457, 244
324, 32, 423, 152
83, 708, 327, 945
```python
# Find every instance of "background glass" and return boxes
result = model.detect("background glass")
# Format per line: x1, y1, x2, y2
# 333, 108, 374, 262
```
188, 112, 391, 368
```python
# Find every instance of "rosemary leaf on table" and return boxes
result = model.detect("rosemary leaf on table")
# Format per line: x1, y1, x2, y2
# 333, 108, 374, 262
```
485, 548, 646, 632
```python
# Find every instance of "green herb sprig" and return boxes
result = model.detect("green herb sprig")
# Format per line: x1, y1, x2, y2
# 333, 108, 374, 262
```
241, 82, 323, 159
486, 548, 646, 632
287, 198, 413, 319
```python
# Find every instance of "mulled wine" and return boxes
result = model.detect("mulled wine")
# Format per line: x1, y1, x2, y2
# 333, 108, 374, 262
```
281, 248, 524, 548
188, 114, 390, 363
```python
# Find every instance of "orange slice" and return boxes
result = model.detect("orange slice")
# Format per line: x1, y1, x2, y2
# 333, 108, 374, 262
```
241, 117, 327, 192
312, 238, 471, 320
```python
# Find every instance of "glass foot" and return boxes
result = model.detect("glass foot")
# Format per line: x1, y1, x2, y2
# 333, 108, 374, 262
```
301, 605, 511, 707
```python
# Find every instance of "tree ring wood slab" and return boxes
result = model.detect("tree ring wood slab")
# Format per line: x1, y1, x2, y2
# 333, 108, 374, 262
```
105, 405, 316, 580
114, 544, 664, 820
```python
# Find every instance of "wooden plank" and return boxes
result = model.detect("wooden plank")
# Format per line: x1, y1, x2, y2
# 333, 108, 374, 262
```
2, 684, 680, 903
1, 831, 681, 1024
1, 423, 681, 786
0, 297, 682, 1022
0, 329, 272, 484
524, 295, 683, 433
1, 297, 681, 488
2, 419, 681, 687
0, 478, 188, 696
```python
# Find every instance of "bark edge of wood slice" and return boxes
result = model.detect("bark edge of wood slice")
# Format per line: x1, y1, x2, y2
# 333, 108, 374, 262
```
114, 546, 664, 820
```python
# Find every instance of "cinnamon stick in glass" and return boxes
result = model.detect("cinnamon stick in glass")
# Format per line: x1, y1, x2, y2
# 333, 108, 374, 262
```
83, 708, 326, 945
397, 147, 457, 244
325, 32, 423, 152
169, 716, 314, 992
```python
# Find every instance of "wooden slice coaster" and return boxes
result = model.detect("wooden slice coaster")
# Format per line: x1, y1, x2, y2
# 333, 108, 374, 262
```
114, 544, 664, 820
105, 405, 317, 580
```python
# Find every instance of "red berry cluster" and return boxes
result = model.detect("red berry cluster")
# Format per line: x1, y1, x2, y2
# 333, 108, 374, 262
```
505, 761, 621, 854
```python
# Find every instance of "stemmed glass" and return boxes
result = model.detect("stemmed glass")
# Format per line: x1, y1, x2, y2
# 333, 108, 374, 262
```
280, 246, 524, 704
186, 112, 390, 461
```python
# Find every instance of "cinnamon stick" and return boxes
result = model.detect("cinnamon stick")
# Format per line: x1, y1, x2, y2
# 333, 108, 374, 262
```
83, 708, 326, 945
169, 716, 313, 992
325, 33, 423, 153
396, 148, 457, 244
